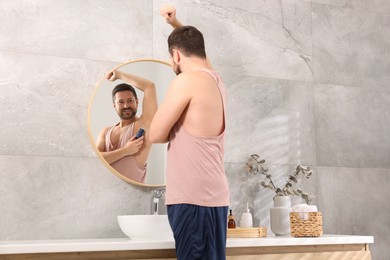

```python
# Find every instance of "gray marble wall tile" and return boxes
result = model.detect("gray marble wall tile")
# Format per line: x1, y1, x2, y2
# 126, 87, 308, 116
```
0, 51, 117, 157
345, 0, 390, 14
0, 156, 150, 240
226, 162, 318, 234
0, 0, 156, 241
304, 0, 345, 7
0, 155, 150, 240
312, 4, 390, 90
317, 166, 390, 260
153, 0, 313, 83
225, 76, 316, 166
307, 0, 390, 15
0, 0, 152, 62
315, 84, 390, 168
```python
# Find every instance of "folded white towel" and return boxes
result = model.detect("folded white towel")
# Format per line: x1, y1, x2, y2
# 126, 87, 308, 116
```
292, 204, 318, 220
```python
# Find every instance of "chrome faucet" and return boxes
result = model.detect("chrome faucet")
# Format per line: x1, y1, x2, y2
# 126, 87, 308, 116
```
151, 187, 166, 215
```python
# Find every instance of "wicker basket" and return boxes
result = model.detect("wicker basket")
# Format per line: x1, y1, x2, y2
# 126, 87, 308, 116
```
290, 212, 323, 237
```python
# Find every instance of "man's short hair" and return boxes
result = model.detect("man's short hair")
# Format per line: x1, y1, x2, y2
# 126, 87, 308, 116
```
112, 83, 138, 103
168, 25, 206, 58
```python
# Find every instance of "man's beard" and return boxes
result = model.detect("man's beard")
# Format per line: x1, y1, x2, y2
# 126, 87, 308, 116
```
119, 108, 136, 120
173, 62, 182, 75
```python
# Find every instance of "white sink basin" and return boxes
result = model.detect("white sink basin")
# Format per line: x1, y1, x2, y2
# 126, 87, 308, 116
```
118, 215, 174, 240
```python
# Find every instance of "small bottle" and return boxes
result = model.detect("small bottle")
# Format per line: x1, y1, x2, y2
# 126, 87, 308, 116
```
240, 203, 253, 228
228, 209, 236, 229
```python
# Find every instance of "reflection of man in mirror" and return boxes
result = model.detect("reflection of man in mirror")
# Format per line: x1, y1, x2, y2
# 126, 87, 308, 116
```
95, 70, 157, 184
150, 5, 230, 260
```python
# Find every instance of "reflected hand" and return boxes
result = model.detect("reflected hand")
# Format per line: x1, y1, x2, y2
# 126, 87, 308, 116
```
124, 136, 144, 156
106, 70, 120, 81
160, 5, 177, 24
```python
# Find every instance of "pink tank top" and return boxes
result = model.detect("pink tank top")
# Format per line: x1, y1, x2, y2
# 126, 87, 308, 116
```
165, 69, 230, 207
105, 122, 146, 183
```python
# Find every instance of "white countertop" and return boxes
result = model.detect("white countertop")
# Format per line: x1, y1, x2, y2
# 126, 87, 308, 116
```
0, 235, 373, 255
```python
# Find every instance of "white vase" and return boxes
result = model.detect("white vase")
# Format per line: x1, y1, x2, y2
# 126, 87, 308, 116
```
270, 196, 292, 236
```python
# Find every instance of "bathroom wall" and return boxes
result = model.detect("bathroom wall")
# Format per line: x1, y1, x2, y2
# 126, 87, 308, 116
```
0, 0, 155, 240
1, 0, 389, 259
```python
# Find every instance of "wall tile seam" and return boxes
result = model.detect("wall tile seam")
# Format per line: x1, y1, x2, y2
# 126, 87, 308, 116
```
313, 81, 390, 93
0, 154, 98, 159
226, 161, 390, 171
151, 4, 155, 60
311, 2, 390, 16
225, 161, 316, 167
0, 49, 129, 64
309, 0, 319, 181
316, 165, 390, 171
233, 74, 315, 85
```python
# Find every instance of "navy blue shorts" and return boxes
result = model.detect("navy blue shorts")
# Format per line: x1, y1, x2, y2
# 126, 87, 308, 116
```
167, 204, 228, 260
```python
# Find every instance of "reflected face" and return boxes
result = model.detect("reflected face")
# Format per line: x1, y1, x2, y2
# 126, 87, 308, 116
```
113, 91, 138, 120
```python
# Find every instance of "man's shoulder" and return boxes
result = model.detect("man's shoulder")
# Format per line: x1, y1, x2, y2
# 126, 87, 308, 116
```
169, 73, 192, 91
100, 125, 115, 134
174, 70, 214, 87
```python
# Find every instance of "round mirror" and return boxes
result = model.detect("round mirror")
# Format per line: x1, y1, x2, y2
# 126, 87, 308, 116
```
88, 59, 174, 187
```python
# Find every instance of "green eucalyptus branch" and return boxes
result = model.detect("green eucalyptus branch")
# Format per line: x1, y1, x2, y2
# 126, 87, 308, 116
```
245, 154, 314, 204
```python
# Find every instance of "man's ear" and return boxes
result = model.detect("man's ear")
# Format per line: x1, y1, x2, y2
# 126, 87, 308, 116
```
173, 49, 181, 64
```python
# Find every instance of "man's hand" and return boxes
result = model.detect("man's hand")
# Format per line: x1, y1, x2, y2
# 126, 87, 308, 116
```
123, 136, 144, 156
160, 5, 176, 23
160, 5, 182, 28
106, 70, 121, 81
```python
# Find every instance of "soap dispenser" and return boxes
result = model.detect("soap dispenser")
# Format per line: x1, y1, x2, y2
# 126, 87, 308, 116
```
228, 209, 236, 229
240, 203, 253, 228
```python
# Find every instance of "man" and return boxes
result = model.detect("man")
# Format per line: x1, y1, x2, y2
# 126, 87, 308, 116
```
96, 70, 157, 183
149, 6, 230, 260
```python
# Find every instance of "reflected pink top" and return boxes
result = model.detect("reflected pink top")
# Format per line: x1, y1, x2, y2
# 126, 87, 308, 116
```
105, 122, 146, 183
165, 69, 230, 207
